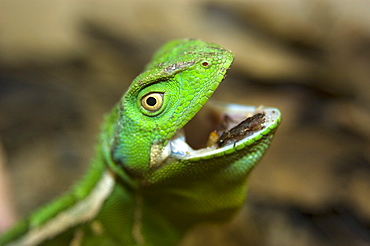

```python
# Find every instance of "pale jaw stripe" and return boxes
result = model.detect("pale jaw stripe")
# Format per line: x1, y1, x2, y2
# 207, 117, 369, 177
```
7, 172, 115, 246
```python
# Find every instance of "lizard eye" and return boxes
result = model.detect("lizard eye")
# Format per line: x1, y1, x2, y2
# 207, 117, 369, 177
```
141, 92, 164, 112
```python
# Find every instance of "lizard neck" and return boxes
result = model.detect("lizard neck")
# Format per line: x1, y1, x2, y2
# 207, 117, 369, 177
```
91, 179, 185, 246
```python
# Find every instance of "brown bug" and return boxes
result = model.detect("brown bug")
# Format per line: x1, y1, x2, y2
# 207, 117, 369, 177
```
217, 112, 266, 148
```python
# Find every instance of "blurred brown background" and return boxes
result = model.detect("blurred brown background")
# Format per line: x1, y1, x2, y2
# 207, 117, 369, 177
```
0, 0, 369, 245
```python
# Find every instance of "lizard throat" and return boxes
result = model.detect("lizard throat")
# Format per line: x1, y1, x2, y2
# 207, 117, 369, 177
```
150, 101, 281, 166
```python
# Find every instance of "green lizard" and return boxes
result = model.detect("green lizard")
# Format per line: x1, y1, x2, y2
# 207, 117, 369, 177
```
0, 39, 281, 246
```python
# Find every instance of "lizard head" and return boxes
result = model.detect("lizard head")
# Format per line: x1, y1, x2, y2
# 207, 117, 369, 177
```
108, 39, 234, 178
106, 39, 281, 184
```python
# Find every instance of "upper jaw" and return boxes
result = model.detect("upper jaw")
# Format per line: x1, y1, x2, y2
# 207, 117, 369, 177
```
150, 101, 281, 166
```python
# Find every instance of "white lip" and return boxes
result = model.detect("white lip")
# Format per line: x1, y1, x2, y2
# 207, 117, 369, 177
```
168, 102, 281, 161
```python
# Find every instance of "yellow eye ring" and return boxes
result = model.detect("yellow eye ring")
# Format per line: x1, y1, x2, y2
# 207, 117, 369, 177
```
141, 92, 164, 112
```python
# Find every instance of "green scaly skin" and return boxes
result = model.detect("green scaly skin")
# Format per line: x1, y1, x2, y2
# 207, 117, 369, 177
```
0, 39, 281, 246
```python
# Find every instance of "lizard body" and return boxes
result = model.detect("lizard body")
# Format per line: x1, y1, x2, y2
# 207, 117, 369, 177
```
0, 39, 281, 246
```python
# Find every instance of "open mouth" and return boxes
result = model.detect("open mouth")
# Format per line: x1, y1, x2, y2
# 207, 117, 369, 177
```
165, 101, 281, 162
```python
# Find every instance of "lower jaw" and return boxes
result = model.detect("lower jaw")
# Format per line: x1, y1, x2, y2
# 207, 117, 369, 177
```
168, 100, 280, 160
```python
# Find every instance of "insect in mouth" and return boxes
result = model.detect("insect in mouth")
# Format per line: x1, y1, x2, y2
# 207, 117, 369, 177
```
216, 112, 266, 148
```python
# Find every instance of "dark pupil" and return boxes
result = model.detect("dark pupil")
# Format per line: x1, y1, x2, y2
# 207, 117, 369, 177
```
146, 97, 157, 106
